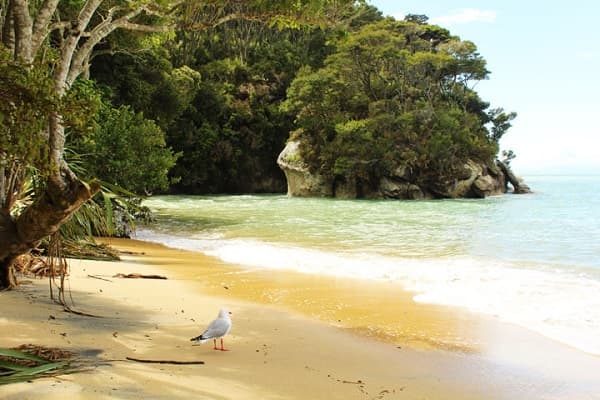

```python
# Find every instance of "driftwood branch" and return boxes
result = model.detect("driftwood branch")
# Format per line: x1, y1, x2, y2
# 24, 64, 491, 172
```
113, 273, 167, 280
87, 274, 112, 282
125, 357, 204, 365
61, 306, 103, 318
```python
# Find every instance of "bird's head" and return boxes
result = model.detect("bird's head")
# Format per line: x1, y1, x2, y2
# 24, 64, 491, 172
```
219, 308, 232, 318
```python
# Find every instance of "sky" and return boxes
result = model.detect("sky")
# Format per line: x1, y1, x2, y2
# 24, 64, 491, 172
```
368, 1, 600, 175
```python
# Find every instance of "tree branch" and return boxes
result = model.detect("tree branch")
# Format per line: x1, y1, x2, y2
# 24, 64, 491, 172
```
31, 0, 60, 55
54, 0, 104, 90
125, 357, 204, 365
66, 4, 158, 86
48, 21, 70, 32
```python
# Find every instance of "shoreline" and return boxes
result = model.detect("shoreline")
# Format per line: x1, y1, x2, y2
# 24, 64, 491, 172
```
135, 222, 600, 358
1, 238, 599, 399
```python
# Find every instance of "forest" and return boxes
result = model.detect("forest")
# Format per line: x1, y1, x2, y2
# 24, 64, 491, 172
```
0, 0, 516, 289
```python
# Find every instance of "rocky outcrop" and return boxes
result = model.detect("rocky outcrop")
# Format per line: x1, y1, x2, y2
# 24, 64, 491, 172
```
441, 160, 504, 198
277, 141, 332, 197
277, 140, 530, 199
497, 161, 532, 194
379, 178, 431, 200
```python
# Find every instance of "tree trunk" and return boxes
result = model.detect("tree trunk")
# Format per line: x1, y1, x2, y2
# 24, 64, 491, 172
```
0, 211, 19, 289
1, 0, 16, 51
0, 256, 17, 289
0, 165, 99, 290
11, 0, 33, 62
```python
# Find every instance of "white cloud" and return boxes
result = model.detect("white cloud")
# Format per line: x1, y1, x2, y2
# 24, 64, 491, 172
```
430, 9, 496, 26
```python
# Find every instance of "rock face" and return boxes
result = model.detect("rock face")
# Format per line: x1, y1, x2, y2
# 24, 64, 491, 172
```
379, 177, 430, 200
277, 140, 529, 199
277, 141, 332, 197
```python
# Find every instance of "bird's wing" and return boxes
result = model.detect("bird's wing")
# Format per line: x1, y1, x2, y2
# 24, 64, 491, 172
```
201, 317, 231, 339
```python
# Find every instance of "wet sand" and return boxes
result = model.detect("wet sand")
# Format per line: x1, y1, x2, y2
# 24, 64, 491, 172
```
1, 238, 599, 399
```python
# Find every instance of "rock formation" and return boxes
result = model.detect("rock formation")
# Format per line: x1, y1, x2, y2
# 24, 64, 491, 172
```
277, 140, 530, 199
277, 141, 333, 197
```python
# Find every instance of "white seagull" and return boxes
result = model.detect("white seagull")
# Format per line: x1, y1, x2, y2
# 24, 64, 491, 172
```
190, 308, 232, 351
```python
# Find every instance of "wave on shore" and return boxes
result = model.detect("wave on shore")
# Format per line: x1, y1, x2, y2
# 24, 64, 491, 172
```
136, 228, 600, 356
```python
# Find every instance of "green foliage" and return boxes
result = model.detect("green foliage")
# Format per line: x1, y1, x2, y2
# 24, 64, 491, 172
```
166, 57, 292, 192
106, 26, 336, 193
83, 2, 514, 196
91, 49, 200, 131
63, 79, 103, 139
283, 19, 511, 188
501, 149, 516, 165
0, 50, 57, 174
487, 108, 517, 143
404, 14, 429, 24
74, 104, 179, 194
0, 50, 100, 187
87, 1, 366, 194
0, 347, 81, 386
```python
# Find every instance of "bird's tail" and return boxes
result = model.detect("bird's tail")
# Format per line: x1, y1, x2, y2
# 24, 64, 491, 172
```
190, 335, 208, 343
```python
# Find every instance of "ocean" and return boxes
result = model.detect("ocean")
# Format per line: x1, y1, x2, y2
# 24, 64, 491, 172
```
137, 175, 600, 356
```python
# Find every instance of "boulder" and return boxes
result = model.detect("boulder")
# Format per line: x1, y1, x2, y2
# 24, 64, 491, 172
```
445, 160, 482, 198
472, 174, 504, 197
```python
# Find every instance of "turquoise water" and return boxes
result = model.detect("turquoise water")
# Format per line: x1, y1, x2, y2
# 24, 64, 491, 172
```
138, 175, 600, 355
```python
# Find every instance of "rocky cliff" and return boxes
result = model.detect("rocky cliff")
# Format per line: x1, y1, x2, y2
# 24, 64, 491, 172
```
277, 140, 530, 199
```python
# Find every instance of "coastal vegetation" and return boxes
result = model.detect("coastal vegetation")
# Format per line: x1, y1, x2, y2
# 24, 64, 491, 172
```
0, 0, 354, 289
282, 17, 515, 196
0, 1, 521, 289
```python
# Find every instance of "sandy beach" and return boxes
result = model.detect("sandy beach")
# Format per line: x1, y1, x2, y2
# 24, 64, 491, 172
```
1, 238, 599, 399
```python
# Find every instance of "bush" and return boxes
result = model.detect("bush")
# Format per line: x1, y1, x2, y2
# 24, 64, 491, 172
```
78, 105, 180, 194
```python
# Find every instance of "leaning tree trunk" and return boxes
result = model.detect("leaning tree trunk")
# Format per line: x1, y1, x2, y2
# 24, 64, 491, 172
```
0, 164, 99, 290
0, 211, 19, 288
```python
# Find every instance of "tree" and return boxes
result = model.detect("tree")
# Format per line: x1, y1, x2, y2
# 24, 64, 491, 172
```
404, 14, 428, 24
75, 104, 180, 194
282, 19, 509, 193
0, 0, 356, 289
92, 2, 362, 194
487, 107, 517, 143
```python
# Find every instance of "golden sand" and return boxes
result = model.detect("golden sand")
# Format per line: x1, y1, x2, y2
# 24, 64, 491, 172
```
1, 238, 599, 399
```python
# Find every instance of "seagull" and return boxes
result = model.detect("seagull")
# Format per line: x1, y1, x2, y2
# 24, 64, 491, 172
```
190, 308, 232, 351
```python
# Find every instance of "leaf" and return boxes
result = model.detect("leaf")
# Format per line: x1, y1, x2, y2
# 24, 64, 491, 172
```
0, 360, 30, 372
12, 361, 68, 377
0, 349, 47, 363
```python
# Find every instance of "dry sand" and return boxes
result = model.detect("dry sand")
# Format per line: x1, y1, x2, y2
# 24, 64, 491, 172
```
1, 239, 599, 399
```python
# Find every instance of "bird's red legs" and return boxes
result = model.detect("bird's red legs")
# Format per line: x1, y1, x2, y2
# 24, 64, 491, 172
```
220, 338, 229, 351
213, 339, 218, 350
